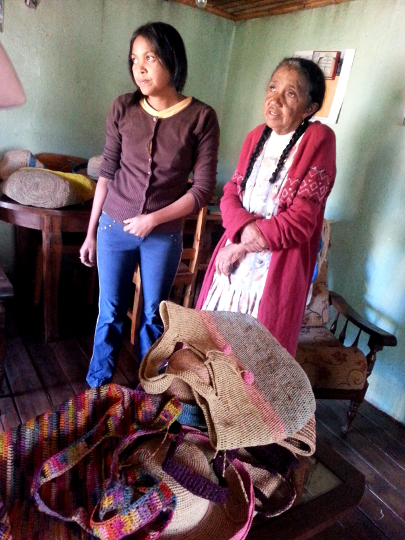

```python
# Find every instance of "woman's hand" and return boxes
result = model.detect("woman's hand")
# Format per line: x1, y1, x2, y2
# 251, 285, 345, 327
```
215, 243, 246, 276
80, 234, 97, 267
123, 214, 156, 238
240, 222, 268, 252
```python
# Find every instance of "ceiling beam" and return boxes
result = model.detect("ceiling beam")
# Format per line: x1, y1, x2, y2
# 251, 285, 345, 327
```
170, 0, 236, 21
168, 0, 355, 21
233, 0, 354, 20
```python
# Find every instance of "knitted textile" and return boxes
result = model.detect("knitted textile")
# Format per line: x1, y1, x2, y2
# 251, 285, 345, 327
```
238, 443, 299, 518
1, 167, 96, 208
0, 150, 44, 181
140, 302, 316, 451
39, 169, 96, 202
126, 429, 254, 540
87, 155, 103, 180
0, 384, 182, 540
278, 415, 316, 456
1, 169, 82, 208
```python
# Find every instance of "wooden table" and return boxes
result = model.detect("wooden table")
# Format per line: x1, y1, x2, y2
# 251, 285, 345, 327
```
0, 194, 92, 342
247, 438, 365, 540
0, 198, 224, 343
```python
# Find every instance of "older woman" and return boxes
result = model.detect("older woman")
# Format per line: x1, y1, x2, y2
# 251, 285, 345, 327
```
197, 57, 336, 357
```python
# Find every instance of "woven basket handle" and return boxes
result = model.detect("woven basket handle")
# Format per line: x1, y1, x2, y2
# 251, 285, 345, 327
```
31, 395, 182, 536
243, 444, 299, 517
109, 401, 182, 481
31, 396, 127, 525
247, 443, 300, 477
161, 430, 230, 504
90, 472, 176, 540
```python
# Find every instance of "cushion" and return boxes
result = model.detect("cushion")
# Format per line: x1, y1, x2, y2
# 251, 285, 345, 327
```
87, 155, 103, 180
298, 325, 339, 347
1, 169, 82, 208
302, 262, 330, 327
303, 220, 331, 327
0, 150, 44, 181
41, 169, 96, 202
296, 328, 367, 390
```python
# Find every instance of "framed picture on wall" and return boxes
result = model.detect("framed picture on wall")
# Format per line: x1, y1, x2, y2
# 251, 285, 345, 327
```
294, 48, 355, 124
312, 51, 340, 79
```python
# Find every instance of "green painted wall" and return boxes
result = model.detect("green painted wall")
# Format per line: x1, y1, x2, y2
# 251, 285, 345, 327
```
0, 0, 234, 271
219, 0, 405, 423
0, 0, 403, 422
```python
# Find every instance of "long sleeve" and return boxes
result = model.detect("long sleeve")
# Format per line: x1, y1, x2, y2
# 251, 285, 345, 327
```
220, 124, 266, 242
99, 97, 123, 181
256, 123, 336, 251
187, 106, 220, 211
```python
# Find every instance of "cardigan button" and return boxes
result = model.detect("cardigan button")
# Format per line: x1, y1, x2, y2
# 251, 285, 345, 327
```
153, 117, 157, 122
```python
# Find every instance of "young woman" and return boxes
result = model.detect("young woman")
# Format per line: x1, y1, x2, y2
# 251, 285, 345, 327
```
197, 58, 336, 357
81, 22, 219, 387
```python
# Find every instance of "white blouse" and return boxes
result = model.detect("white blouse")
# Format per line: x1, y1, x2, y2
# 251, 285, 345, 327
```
202, 130, 302, 318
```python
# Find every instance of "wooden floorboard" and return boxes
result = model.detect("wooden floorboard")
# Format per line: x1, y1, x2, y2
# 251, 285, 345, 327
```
315, 419, 404, 521
311, 521, 349, 539
49, 339, 91, 396
116, 340, 140, 388
23, 334, 75, 409
5, 336, 51, 423
0, 376, 21, 432
338, 507, 390, 540
355, 400, 405, 443
315, 400, 405, 540
358, 487, 405, 539
316, 401, 405, 494
326, 399, 405, 471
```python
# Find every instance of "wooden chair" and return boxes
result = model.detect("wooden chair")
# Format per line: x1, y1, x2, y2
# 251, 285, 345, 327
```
296, 221, 397, 434
32, 153, 97, 306
127, 205, 208, 346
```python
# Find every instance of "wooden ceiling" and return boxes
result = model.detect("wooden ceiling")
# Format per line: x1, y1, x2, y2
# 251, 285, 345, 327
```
169, 0, 354, 21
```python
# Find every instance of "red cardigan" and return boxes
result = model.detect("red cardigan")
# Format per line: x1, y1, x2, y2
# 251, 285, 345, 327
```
196, 121, 336, 357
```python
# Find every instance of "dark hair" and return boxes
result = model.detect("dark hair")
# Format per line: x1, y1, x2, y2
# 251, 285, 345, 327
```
128, 22, 188, 104
240, 57, 326, 191
276, 57, 326, 110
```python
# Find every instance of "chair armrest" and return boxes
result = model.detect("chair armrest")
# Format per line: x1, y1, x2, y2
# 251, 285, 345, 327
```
329, 291, 397, 348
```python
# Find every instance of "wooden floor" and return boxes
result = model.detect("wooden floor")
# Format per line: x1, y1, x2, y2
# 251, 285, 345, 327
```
1, 282, 404, 540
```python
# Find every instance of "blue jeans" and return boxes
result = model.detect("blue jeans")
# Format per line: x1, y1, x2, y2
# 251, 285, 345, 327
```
86, 212, 182, 388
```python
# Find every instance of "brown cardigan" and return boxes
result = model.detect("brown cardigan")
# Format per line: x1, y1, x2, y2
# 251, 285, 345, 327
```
101, 94, 220, 232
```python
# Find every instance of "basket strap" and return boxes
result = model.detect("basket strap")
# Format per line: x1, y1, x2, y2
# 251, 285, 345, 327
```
90, 471, 176, 540
31, 394, 182, 535
246, 443, 300, 477
31, 394, 129, 526
109, 398, 182, 481
162, 430, 230, 504
241, 444, 299, 517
